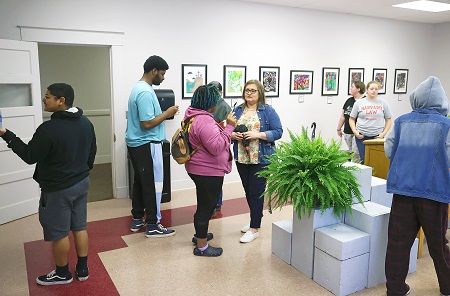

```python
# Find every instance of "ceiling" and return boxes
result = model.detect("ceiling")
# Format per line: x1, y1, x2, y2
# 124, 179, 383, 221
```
234, 0, 450, 24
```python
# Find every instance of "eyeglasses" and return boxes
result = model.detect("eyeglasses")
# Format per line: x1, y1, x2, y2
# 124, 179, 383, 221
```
245, 89, 258, 94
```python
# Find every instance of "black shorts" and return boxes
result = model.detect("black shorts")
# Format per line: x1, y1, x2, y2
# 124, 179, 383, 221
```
38, 177, 90, 241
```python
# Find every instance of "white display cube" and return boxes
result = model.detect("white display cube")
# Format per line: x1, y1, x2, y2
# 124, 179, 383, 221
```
371, 176, 393, 208
271, 219, 293, 264
314, 248, 369, 296
343, 162, 372, 203
344, 202, 391, 287
409, 238, 419, 274
315, 223, 370, 260
291, 208, 342, 278
313, 223, 370, 296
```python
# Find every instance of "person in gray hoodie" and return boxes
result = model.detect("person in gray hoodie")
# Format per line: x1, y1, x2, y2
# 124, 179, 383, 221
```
384, 76, 450, 296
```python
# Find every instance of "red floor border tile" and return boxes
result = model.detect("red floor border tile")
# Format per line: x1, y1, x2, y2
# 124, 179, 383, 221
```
26, 197, 249, 295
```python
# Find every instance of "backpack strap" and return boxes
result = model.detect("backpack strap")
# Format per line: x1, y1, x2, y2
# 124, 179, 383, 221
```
183, 116, 203, 152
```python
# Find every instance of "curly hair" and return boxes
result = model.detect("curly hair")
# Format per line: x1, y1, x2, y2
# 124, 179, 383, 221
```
143, 55, 169, 73
190, 84, 220, 111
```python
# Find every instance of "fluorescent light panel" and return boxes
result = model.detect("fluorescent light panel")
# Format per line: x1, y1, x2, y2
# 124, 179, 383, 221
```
393, 0, 450, 12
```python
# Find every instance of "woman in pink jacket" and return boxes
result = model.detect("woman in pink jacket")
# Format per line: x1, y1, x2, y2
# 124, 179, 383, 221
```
184, 84, 237, 257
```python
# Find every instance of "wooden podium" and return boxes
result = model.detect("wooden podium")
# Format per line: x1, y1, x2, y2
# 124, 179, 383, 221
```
363, 138, 389, 179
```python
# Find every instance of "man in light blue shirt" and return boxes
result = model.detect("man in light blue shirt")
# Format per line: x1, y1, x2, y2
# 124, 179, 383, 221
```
126, 55, 178, 237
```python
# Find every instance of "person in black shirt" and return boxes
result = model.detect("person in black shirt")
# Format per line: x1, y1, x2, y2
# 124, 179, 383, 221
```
336, 81, 365, 161
0, 83, 96, 286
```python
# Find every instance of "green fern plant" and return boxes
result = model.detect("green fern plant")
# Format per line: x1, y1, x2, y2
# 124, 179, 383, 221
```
258, 127, 364, 220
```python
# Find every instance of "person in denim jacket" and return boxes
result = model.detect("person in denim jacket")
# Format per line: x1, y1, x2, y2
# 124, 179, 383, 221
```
384, 76, 450, 296
232, 79, 283, 243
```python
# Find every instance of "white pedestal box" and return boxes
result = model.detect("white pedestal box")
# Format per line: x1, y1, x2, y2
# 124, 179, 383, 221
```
313, 223, 370, 296
344, 202, 390, 287
314, 250, 369, 296
271, 219, 293, 264
408, 238, 419, 274
344, 202, 418, 287
370, 176, 393, 208
343, 162, 372, 203
291, 208, 342, 278
314, 223, 370, 261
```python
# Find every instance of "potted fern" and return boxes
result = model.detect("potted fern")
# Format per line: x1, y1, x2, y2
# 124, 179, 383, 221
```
259, 127, 363, 219
259, 127, 364, 278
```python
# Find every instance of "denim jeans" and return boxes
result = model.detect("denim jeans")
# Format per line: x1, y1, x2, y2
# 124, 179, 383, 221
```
355, 135, 377, 164
236, 162, 267, 229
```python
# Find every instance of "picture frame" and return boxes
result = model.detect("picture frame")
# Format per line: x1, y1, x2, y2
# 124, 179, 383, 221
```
321, 67, 340, 96
394, 69, 409, 94
259, 66, 280, 97
372, 68, 387, 95
182, 64, 207, 99
223, 65, 246, 98
289, 70, 313, 94
348, 68, 364, 95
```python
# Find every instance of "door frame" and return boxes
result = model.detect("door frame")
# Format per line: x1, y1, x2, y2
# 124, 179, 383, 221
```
18, 25, 128, 198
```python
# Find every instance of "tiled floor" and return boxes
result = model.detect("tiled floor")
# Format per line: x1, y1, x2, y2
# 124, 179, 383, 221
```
0, 182, 446, 296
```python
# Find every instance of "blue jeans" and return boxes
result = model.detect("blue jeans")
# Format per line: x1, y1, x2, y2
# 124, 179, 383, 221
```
216, 190, 223, 207
236, 162, 267, 229
355, 135, 377, 164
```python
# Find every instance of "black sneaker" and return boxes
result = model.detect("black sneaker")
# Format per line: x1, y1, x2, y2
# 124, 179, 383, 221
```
145, 223, 176, 238
130, 218, 146, 232
405, 284, 411, 295
193, 245, 223, 257
191, 233, 214, 245
36, 270, 73, 286
75, 266, 89, 281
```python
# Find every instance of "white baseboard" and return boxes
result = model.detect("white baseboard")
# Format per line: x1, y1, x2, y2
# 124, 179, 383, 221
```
115, 186, 129, 199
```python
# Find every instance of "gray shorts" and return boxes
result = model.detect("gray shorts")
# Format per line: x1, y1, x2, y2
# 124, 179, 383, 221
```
38, 177, 90, 241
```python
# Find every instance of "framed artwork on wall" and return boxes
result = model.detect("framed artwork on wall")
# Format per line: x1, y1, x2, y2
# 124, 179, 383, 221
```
259, 66, 280, 97
289, 70, 313, 94
321, 67, 340, 96
182, 64, 207, 99
223, 65, 246, 98
348, 68, 364, 95
394, 69, 409, 94
372, 68, 387, 95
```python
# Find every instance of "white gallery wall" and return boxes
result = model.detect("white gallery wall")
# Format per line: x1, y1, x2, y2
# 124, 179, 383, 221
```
0, 0, 448, 195
431, 22, 450, 91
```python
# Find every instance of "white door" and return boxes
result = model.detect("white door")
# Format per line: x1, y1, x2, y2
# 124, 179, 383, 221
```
0, 38, 42, 224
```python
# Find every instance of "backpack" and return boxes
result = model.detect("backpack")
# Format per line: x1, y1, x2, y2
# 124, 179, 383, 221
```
171, 117, 202, 164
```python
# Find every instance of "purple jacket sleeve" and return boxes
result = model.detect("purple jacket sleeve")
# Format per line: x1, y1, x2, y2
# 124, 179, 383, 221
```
195, 116, 233, 156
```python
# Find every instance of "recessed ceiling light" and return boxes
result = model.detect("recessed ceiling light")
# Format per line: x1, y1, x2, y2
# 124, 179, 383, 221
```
393, 0, 450, 12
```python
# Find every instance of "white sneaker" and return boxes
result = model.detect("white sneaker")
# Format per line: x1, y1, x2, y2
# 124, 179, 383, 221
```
240, 230, 260, 243
241, 224, 250, 233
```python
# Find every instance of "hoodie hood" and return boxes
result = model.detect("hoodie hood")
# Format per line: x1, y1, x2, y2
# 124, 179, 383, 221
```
409, 76, 449, 116
51, 107, 83, 119
183, 106, 213, 121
